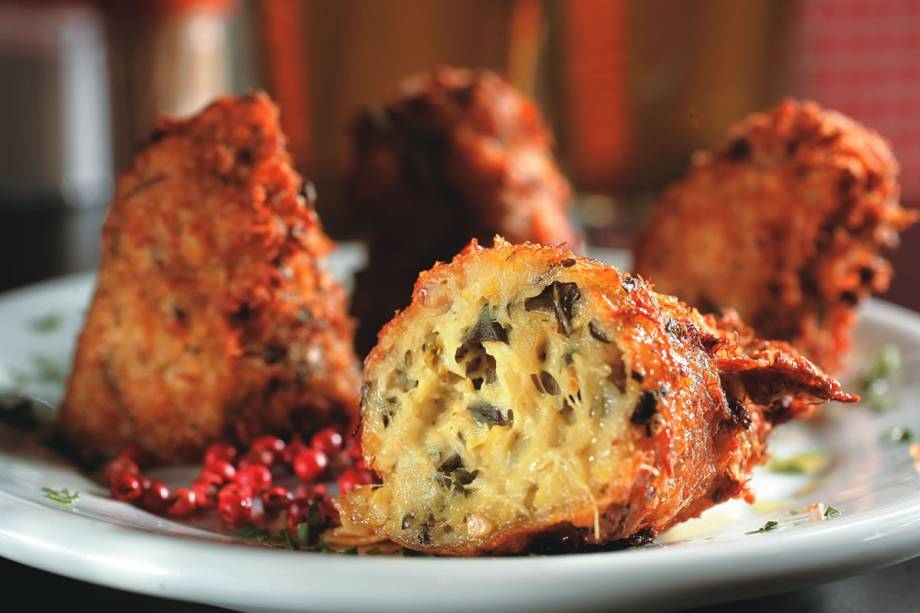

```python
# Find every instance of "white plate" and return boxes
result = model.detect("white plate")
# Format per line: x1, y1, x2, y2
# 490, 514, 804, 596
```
1, 244, 920, 613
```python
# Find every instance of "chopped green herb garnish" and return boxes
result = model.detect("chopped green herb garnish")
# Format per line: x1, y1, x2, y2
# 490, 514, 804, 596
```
296, 522, 311, 546
32, 355, 65, 384
747, 520, 779, 534
235, 525, 269, 539
866, 345, 901, 381
8, 367, 31, 391
766, 450, 830, 475
284, 529, 299, 551
30, 313, 62, 333
823, 505, 841, 519
301, 541, 359, 555
234, 508, 374, 555
316, 540, 337, 554
235, 526, 302, 550
10, 356, 67, 388
236, 506, 338, 553
42, 487, 78, 508
299, 539, 357, 555
861, 345, 901, 412
863, 379, 895, 412
882, 425, 915, 443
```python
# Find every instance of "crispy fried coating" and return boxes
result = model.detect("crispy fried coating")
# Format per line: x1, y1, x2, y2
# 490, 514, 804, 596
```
336, 238, 854, 555
348, 67, 579, 354
634, 99, 917, 372
57, 93, 361, 462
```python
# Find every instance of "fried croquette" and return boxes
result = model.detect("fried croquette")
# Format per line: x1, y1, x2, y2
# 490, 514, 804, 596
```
57, 93, 361, 462
634, 99, 917, 372
335, 238, 855, 555
348, 67, 579, 354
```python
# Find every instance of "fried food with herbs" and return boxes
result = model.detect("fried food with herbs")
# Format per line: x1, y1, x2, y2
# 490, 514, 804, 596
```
58, 93, 361, 462
634, 99, 917, 372
348, 67, 579, 354
335, 238, 855, 555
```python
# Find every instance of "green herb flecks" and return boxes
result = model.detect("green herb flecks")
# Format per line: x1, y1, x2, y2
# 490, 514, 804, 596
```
746, 520, 780, 534
765, 503, 841, 533
30, 313, 62, 333
8, 355, 67, 390
8, 367, 31, 391
235, 525, 269, 539
235, 526, 308, 551
865, 345, 901, 381
284, 529, 300, 551
765, 450, 830, 475
295, 504, 327, 547
860, 345, 901, 412
882, 425, 915, 443
233, 504, 360, 554
296, 522, 312, 547
330, 544, 359, 555
42, 487, 78, 508
32, 355, 66, 384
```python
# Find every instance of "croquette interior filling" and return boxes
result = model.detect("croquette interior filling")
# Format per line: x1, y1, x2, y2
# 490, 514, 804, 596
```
361, 265, 643, 548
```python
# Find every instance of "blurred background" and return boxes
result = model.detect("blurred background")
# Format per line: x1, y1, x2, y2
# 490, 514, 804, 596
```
0, 0, 917, 308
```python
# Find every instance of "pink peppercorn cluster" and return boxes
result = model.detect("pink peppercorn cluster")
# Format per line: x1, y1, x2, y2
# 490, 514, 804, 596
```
104, 429, 376, 535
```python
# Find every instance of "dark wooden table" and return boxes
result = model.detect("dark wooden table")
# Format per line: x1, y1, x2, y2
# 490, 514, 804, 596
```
2, 204, 919, 612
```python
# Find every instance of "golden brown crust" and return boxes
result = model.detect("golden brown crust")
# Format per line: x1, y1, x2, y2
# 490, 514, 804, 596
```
634, 99, 917, 372
338, 238, 853, 555
57, 93, 361, 462
348, 67, 579, 353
